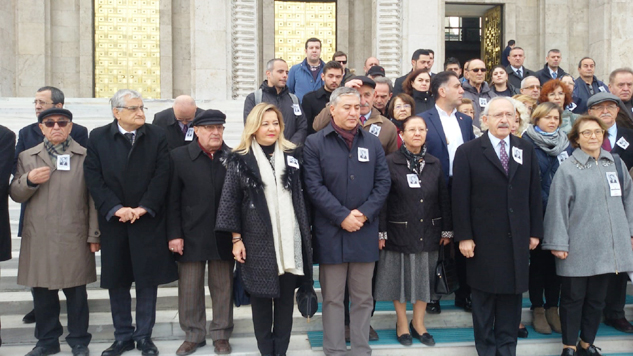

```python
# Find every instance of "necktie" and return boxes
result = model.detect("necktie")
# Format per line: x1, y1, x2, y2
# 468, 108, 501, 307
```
552, 72, 557, 79
124, 132, 135, 145
602, 136, 612, 151
500, 140, 509, 174
360, 115, 367, 125
517, 68, 522, 78
182, 123, 188, 136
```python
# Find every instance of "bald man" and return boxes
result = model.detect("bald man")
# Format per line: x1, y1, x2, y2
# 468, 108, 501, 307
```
364, 57, 380, 75
153, 95, 204, 150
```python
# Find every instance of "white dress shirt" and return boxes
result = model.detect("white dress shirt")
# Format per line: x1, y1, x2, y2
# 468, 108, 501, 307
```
436, 105, 464, 176
488, 131, 510, 160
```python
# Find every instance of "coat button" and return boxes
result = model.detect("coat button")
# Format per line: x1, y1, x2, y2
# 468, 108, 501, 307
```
349, 154, 352, 158
420, 219, 423, 222
350, 175, 355, 180
420, 238, 423, 241
420, 199, 424, 203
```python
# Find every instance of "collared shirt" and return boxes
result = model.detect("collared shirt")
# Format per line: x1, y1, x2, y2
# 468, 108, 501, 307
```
511, 65, 523, 77
488, 131, 510, 160
360, 109, 372, 125
436, 105, 464, 176
548, 67, 557, 78
117, 123, 137, 136
607, 123, 617, 149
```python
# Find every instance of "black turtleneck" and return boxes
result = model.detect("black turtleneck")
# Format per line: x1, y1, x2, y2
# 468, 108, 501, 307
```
260, 143, 275, 157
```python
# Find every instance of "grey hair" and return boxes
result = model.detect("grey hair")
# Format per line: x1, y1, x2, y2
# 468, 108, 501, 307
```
373, 76, 393, 94
266, 58, 286, 72
110, 89, 143, 118
482, 97, 516, 117
520, 75, 539, 89
480, 97, 528, 134
329, 87, 361, 107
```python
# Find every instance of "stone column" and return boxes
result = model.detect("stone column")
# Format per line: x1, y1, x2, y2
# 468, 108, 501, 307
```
0, 0, 16, 97
16, 0, 49, 97
588, 0, 633, 81
401, 0, 443, 78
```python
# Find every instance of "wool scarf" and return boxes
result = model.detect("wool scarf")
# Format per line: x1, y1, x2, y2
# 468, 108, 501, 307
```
524, 125, 569, 157
43, 137, 72, 166
252, 140, 303, 276
330, 116, 358, 150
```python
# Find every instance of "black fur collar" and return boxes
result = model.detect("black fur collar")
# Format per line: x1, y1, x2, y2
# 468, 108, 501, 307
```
223, 150, 297, 191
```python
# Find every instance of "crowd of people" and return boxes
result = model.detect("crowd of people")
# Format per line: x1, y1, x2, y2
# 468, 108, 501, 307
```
0, 36, 633, 356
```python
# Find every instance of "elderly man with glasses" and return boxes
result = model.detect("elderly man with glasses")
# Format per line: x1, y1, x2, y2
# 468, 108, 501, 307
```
84, 89, 178, 356
462, 59, 498, 128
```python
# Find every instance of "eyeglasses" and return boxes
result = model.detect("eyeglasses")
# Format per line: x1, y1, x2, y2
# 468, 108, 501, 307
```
404, 128, 428, 134
580, 129, 605, 138
589, 104, 618, 111
33, 100, 53, 106
117, 106, 147, 112
470, 68, 487, 73
490, 112, 516, 120
395, 104, 412, 110
42, 120, 70, 128
523, 85, 541, 90
336, 60, 347, 65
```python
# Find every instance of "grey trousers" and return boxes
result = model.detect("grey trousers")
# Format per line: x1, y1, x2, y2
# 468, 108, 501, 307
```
320, 262, 375, 356
177, 260, 235, 342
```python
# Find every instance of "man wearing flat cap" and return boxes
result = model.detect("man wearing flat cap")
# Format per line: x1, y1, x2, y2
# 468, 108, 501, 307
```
587, 92, 633, 334
313, 76, 398, 155
167, 110, 235, 355
366, 65, 385, 79
11, 108, 99, 356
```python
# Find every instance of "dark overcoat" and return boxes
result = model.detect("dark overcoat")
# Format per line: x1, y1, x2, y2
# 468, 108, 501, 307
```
303, 123, 391, 264
152, 107, 204, 151
84, 120, 178, 289
167, 140, 233, 262
452, 132, 543, 294
0, 126, 15, 261
609, 125, 633, 169
215, 149, 313, 298
379, 150, 452, 253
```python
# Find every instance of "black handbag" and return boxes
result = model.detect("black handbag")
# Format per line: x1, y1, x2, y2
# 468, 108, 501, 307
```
295, 281, 318, 321
233, 265, 250, 307
434, 243, 459, 295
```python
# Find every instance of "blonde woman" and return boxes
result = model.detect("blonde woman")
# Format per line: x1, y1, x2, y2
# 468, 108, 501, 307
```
216, 103, 313, 356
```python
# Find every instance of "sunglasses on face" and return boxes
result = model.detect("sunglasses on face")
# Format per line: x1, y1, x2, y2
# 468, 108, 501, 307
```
42, 120, 70, 128
470, 68, 487, 73
337, 60, 347, 64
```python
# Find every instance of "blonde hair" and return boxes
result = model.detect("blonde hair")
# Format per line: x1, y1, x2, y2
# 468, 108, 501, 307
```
234, 103, 296, 154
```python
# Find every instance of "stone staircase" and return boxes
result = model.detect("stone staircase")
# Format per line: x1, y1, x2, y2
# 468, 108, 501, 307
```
1, 98, 633, 355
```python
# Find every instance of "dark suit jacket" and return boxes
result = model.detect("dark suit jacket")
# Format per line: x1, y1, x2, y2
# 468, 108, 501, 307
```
505, 65, 536, 89
302, 86, 331, 135
13, 121, 88, 236
167, 140, 233, 262
0, 126, 15, 261
84, 121, 178, 288
610, 125, 633, 169
421, 107, 475, 183
452, 133, 543, 294
152, 107, 204, 151
535, 64, 568, 86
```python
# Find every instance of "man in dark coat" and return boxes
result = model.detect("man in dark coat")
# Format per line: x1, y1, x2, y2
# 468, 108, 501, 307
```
14, 85, 88, 325
393, 49, 432, 96
167, 109, 235, 356
505, 47, 536, 90
152, 95, 204, 151
303, 86, 390, 356
421, 71, 475, 313
535, 49, 568, 85
609, 68, 633, 126
243, 58, 308, 145
0, 125, 15, 263
587, 92, 633, 333
452, 97, 543, 356
84, 89, 178, 356
572, 57, 610, 114
302, 61, 344, 135
501, 40, 514, 67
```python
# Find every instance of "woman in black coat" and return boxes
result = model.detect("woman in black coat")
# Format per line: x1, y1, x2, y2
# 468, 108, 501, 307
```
375, 116, 453, 347
402, 70, 435, 115
216, 103, 313, 356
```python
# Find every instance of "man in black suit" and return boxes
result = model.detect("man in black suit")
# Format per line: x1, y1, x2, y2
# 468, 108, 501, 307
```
14, 86, 88, 324
535, 49, 568, 86
84, 89, 178, 356
152, 95, 203, 151
505, 47, 536, 89
587, 92, 633, 333
421, 71, 475, 314
452, 97, 543, 356
301, 61, 344, 135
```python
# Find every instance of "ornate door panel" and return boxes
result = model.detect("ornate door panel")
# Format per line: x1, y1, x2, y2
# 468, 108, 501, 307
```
482, 5, 502, 79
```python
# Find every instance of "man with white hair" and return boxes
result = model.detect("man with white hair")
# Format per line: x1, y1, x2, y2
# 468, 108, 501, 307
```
520, 76, 541, 101
153, 95, 203, 151
452, 97, 543, 356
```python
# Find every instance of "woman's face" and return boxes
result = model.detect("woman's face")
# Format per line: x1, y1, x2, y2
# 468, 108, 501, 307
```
547, 86, 566, 109
520, 100, 534, 116
412, 72, 431, 92
561, 76, 575, 93
576, 120, 604, 153
402, 117, 427, 150
254, 110, 281, 146
536, 109, 560, 133
511, 112, 520, 135
457, 103, 474, 118
393, 98, 412, 121
492, 68, 508, 85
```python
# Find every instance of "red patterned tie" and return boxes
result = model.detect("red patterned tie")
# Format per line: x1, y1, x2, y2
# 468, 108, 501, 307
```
602, 137, 612, 151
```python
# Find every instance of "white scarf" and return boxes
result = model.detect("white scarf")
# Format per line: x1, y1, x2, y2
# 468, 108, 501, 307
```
252, 141, 304, 276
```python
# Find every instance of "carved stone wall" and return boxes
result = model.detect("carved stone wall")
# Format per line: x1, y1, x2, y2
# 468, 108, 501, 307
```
375, 0, 402, 79
231, 0, 259, 99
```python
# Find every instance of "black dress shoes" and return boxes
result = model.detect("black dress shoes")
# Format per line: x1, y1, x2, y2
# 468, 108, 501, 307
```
455, 297, 473, 312
25, 345, 61, 356
518, 326, 529, 338
426, 300, 441, 314
409, 321, 435, 346
136, 338, 158, 356
71, 344, 90, 356
604, 317, 633, 333
576, 343, 602, 356
23, 309, 36, 324
561, 348, 576, 356
101, 340, 134, 356
396, 323, 412, 346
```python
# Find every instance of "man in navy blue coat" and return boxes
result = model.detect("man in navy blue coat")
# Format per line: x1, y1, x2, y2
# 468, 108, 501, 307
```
421, 71, 475, 313
572, 57, 610, 114
303, 86, 390, 356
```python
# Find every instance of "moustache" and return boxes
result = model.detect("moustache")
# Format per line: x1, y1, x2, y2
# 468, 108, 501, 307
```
360, 102, 371, 107
497, 124, 510, 128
